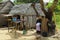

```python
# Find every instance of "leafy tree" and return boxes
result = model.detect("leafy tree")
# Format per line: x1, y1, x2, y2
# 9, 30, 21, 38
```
0, 0, 2, 2
55, 0, 60, 11
39, 0, 58, 21
14, 0, 40, 4
45, 0, 60, 14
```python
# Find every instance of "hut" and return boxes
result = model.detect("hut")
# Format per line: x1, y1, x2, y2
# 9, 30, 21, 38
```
0, 0, 14, 14
9, 3, 45, 29
0, 0, 14, 26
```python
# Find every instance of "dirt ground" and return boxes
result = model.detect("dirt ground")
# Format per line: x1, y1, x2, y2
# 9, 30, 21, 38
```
0, 28, 60, 40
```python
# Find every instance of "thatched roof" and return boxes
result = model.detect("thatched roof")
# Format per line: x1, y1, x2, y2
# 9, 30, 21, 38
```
0, 1, 14, 14
9, 3, 45, 16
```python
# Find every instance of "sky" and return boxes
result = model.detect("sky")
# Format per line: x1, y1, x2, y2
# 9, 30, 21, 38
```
10, 0, 14, 2
43, 0, 49, 3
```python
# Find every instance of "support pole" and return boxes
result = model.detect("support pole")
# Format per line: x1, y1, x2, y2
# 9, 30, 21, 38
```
22, 16, 26, 35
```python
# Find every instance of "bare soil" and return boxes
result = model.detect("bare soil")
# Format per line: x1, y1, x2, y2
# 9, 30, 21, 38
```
0, 28, 60, 40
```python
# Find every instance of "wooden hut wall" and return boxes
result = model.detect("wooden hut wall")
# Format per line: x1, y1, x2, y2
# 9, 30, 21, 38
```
24, 15, 36, 28
12, 15, 36, 28
24, 16, 29, 29
20, 15, 23, 28
32, 16, 36, 27
0, 14, 7, 26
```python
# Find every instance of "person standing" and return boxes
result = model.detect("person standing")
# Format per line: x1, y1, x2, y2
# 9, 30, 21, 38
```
36, 17, 42, 34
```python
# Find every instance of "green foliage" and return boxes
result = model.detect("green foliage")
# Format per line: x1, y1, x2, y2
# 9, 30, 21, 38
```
45, 3, 52, 8
56, 15, 60, 22
54, 0, 60, 12
55, 15, 60, 29
14, 0, 40, 4
54, 12, 60, 23
0, 0, 2, 2
16, 0, 40, 3
14, 2, 25, 4
45, 0, 60, 13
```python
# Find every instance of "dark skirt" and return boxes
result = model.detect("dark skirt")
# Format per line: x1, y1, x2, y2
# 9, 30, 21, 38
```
36, 31, 41, 34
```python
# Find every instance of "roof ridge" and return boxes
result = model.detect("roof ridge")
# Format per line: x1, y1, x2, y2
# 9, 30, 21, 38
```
0, 1, 14, 11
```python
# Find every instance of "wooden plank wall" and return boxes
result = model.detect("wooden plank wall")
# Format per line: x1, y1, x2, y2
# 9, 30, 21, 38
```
24, 15, 36, 29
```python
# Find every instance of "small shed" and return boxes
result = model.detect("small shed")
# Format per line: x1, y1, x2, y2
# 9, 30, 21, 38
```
0, 0, 14, 14
0, 0, 14, 26
9, 3, 45, 28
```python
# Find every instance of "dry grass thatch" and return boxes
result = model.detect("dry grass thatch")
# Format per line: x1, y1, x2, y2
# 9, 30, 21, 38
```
0, 1, 14, 14
9, 3, 45, 16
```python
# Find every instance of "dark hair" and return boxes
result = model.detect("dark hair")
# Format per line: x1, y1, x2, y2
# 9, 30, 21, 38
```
41, 16, 45, 18
17, 15, 20, 19
36, 18, 42, 23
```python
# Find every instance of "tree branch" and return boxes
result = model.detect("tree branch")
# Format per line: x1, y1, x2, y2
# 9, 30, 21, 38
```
48, 0, 58, 12
31, 3, 39, 17
39, 0, 47, 16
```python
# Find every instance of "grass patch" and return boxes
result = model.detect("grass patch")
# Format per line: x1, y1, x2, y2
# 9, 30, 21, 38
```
55, 15, 60, 29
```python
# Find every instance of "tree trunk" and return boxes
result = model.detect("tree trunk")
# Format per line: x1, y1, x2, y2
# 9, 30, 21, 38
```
39, 0, 58, 34
41, 17, 48, 32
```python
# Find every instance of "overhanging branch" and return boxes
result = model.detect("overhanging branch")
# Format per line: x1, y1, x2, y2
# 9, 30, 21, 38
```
31, 3, 39, 17
39, 0, 47, 16
48, 0, 58, 12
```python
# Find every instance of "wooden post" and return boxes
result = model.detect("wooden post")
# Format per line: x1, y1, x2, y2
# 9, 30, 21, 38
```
11, 16, 14, 32
8, 16, 11, 32
26, 16, 28, 30
22, 16, 24, 28
20, 15, 23, 30
8, 17, 9, 32
15, 22, 17, 38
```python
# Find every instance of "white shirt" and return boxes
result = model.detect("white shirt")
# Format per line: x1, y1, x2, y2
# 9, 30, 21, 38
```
36, 23, 41, 31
